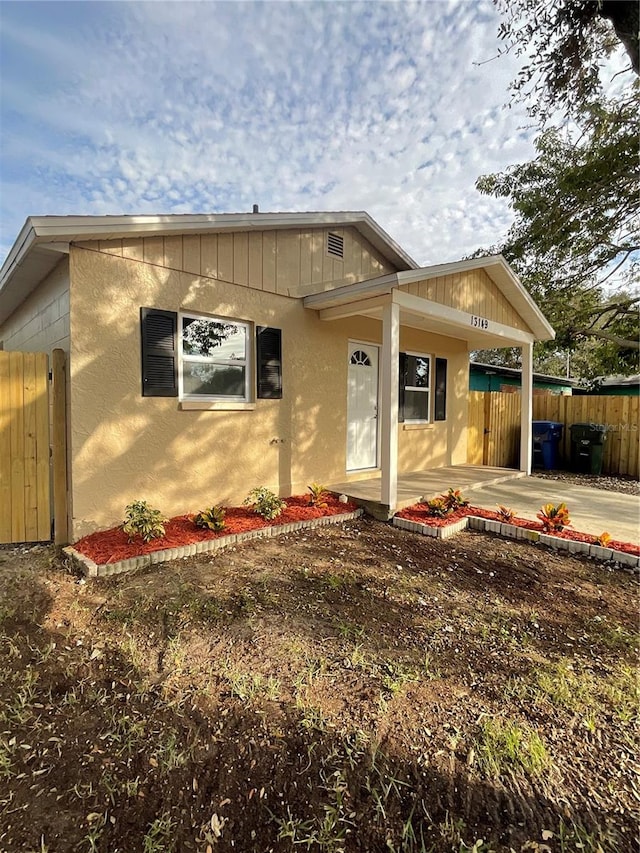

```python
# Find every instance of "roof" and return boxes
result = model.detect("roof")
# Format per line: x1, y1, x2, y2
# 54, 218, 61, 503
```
598, 374, 640, 388
304, 256, 555, 342
0, 211, 417, 325
470, 361, 576, 387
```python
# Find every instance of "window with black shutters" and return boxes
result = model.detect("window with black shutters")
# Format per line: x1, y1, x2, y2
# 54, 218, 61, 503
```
399, 352, 431, 423
179, 312, 250, 401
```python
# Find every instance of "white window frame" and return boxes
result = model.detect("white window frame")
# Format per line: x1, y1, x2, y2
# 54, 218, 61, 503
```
178, 311, 252, 403
403, 351, 432, 424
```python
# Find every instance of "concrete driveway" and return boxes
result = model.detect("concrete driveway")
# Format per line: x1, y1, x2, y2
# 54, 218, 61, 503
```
472, 477, 640, 544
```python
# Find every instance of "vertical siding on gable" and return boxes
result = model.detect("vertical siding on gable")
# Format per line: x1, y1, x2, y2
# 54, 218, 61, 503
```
163, 236, 183, 271
398, 269, 532, 333
122, 238, 144, 262
201, 234, 218, 279
262, 231, 277, 293
80, 225, 398, 297
217, 233, 234, 282
248, 232, 263, 288
182, 235, 201, 275
233, 232, 249, 286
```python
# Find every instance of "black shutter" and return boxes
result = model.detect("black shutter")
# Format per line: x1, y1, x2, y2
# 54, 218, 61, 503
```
256, 326, 282, 399
140, 307, 178, 397
434, 357, 447, 421
398, 352, 407, 423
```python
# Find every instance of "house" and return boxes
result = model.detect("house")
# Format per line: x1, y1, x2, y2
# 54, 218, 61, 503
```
576, 374, 640, 396
469, 361, 575, 395
0, 211, 554, 539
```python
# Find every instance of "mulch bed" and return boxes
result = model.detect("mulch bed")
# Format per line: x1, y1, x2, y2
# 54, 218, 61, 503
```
396, 504, 640, 556
74, 495, 359, 564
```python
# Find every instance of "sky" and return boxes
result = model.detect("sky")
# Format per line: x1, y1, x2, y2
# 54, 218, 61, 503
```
0, 0, 540, 267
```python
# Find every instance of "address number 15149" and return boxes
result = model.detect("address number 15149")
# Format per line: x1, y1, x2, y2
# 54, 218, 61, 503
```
470, 315, 489, 330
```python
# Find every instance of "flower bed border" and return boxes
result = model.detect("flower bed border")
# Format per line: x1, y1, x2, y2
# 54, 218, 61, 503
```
65, 509, 363, 578
393, 514, 640, 571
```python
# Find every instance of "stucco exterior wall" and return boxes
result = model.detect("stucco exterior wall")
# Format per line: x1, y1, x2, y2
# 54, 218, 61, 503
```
76, 226, 395, 300
0, 257, 70, 355
68, 246, 469, 537
397, 268, 532, 333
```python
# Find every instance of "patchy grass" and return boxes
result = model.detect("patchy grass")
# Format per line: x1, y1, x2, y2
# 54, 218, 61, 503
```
0, 520, 638, 852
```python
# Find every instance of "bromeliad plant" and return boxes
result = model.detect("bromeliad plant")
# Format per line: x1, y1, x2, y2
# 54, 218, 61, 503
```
243, 487, 287, 521
307, 483, 328, 508
537, 502, 571, 533
193, 505, 226, 532
496, 505, 515, 523
122, 500, 167, 542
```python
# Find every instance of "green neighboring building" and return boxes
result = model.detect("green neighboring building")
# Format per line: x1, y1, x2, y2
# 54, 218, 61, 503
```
470, 361, 575, 395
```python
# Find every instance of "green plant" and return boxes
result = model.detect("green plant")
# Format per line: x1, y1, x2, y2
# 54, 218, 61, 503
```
122, 500, 167, 542
424, 497, 450, 518
496, 505, 515, 523
473, 717, 550, 778
307, 482, 328, 508
595, 531, 612, 547
443, 488, 469, 511
537, 502, 571, 532
243, 486, 287, 520
193, 505, 226, 531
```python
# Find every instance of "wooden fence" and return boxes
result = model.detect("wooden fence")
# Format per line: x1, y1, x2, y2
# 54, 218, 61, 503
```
467, 390, 639, 478
0, 349, 68, 545
533, 394, 639, 479
467, 391, 521, 469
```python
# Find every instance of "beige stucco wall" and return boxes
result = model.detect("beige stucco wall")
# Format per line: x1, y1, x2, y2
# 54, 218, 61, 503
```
0, 257, 70, 355
398, 268, 533, 333
68, 245, 469, 537
77, 226, 395, 300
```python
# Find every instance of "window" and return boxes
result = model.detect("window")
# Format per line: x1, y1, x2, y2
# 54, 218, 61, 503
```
179, 313, 250, 401
400, 352, 431, 422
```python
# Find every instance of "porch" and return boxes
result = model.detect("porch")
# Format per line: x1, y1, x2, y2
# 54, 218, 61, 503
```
328, 464, 525, 520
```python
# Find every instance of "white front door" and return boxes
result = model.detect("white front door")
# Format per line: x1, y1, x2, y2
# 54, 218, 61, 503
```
347, 342, 379, 470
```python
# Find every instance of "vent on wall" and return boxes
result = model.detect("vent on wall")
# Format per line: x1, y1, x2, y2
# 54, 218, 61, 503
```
327, 232, 344, 259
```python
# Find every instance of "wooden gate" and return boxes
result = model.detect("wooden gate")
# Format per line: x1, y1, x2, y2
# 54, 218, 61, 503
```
0, 349, 68, 545
467, 391, 521, 468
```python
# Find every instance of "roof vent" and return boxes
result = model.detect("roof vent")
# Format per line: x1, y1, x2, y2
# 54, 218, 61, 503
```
327, 232, 344, 259
252, 204, 259, 214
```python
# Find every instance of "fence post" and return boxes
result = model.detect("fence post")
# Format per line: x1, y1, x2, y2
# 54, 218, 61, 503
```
51, 348, 69, 545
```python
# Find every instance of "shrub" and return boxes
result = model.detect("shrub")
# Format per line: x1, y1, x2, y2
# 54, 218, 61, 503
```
443, 488, 469, 511
243, 487, 287, 521
307, 482, 328, 508
122, 500, 167, 542
537, 502, 571, 533
424, 497, 450, 518
496, 505, 515, 523
595, 531, 612, 547
193, 505, 226, 532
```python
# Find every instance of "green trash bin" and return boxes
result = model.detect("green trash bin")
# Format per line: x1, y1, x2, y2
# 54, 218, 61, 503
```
570, 423, 606, 475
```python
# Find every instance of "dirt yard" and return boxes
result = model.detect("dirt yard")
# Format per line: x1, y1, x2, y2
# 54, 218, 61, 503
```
0, 518, 637, 852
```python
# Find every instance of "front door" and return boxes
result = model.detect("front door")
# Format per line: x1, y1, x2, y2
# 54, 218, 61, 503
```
347, 342, 379, 470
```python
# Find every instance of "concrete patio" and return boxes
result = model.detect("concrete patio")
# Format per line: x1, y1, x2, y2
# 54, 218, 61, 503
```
328, 465, 525, 519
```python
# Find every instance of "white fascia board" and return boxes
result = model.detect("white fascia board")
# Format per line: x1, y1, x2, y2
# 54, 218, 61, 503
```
303, 271, 400, 309
392, 289, 536, 346
25, 210, 417, 270
0, 218, 36, 291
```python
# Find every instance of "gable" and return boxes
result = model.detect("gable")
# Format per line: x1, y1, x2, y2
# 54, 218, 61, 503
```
75, 226, 396, 297
397, 267, 533, 333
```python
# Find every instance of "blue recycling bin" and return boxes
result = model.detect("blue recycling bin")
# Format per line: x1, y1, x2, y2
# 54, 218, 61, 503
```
532, 420, 564, 470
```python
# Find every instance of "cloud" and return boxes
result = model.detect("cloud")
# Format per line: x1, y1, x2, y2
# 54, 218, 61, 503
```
1, 0, 542, 265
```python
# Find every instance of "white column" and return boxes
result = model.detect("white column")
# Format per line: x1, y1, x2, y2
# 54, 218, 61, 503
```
520, 340, 533, 474
381, 300, 399, 511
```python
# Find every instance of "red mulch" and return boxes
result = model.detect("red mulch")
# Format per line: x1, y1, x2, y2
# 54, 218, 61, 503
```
396, 504, 640, 557
74, 495, 359, 565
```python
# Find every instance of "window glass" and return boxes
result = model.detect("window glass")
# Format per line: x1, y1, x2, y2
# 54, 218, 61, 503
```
401, 352, 431, 422
406, 355, 429, 388
180, 314, 249, 400
404, 389, 429, 421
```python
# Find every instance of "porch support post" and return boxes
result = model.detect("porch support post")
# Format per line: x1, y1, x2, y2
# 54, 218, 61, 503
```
381, 300, 399, 511
520, 340, 533, 474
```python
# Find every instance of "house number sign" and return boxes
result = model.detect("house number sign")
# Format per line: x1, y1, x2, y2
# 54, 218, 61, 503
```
470, 315, 489, 330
